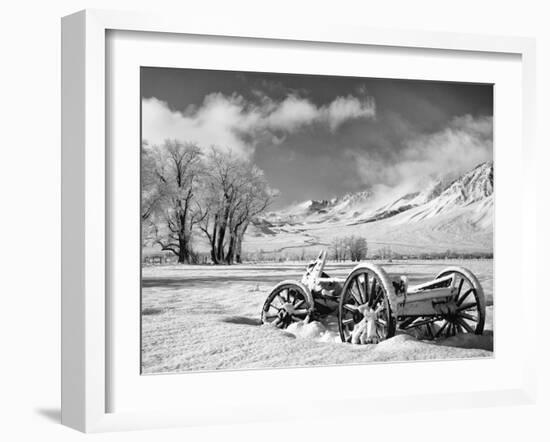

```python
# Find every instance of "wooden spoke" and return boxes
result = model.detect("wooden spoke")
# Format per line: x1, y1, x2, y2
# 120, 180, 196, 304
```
459, 312, 477, 322
291, 315, 304, 322
435, 321, 449, 338
455, 322, 465, 334
349, 285, 363, 305
264, 314, 278, 320
370, 288, 382, 308
445, 322, 454, 337
370, 279, 377, 305
456, 278, 464, 297
426, 323, 434, 339
343, 303, 359, 312
363, 274, 369, 304
294, 299, 305, 309
457, 288, 474, 306
456, 317, 474, 333
354, 278, 364, 304
292, 309, 309, 316
456, 301, 477, 312
276, 294, 286, 304
347, 292, 360, 306
268, 304, 280, 312
342, 318, 355, 326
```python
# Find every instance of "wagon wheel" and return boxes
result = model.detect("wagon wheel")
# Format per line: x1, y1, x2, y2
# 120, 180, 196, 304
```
261, 281, 312, 329
401, 267, 485, 339
338, 265, 396, 344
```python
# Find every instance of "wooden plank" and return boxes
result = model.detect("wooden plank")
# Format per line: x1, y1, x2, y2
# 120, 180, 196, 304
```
407, 274, 453, 292
397, 300, 438, 317
402, 287, 453, 303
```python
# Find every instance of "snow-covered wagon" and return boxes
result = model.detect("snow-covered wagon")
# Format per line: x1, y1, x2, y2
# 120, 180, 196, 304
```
261, 250, 485, 344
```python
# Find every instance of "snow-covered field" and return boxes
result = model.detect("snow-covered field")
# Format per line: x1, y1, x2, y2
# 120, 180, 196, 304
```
141, 259, 493, 374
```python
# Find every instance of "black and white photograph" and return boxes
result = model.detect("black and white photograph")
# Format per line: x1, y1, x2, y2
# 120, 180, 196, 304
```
4, 1, 549, 439
140, 67, 494, 373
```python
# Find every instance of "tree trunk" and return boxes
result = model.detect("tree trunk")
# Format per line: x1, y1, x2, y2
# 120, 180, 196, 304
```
210, 215, 219, 264
210, 245, 218, 264
234, 222, 248, 264
216, 199, 232, 263
225, 233, 236, 265
235, 237, 243, 263
178, 233, 190, 264
216, 219, 225, 262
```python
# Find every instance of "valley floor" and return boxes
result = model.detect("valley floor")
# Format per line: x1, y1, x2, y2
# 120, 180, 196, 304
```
141, 259, 493, 374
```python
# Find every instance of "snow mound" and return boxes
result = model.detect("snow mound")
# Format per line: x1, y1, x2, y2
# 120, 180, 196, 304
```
286, 321, 340, 342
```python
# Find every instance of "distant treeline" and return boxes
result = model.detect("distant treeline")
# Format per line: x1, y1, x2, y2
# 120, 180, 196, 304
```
142, 248, 493, 265
387, 251, 494, 260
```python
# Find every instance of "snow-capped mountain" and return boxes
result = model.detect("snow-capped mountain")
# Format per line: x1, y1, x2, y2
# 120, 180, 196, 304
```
358, 162, 493, 225
394, 161, 493, 228
266, 189, 375, 223
249, 162, 493, 254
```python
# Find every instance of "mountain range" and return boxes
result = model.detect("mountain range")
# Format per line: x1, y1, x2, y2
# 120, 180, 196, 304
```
245, 162, 494, 256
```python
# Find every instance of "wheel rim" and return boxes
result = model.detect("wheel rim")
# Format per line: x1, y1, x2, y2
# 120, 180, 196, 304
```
399, 270, 484, 339
339, 269, 393, 344
262, 284, 309, 329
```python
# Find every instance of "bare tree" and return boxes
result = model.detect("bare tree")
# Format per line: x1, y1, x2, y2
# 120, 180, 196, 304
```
141, 140, 164, 221
141, 140, 164, 247
346, 235, 368, 261
198, 148, 276, 264
146, 140, 204, 264
331, 235, 368, 262
330, 237, 347, 261
227, 164, 275, 263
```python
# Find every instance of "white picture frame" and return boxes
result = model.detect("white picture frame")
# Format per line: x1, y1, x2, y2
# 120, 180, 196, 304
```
61, 9, 537, 433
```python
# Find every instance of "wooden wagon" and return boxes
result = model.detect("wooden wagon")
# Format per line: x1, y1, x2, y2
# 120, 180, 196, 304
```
261, 250, 485, 344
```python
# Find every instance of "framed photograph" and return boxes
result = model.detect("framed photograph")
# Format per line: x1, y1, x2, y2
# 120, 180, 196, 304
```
61, 9, 537, 432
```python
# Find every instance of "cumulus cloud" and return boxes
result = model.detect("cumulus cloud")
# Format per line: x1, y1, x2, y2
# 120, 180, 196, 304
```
265, 95, 320, 131
350, 114, 493, 194
325, 95, 376, 131
142, 94, 261, 157
142, 91, 375, 156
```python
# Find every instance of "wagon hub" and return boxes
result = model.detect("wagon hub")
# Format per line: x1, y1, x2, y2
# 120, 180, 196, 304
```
432, 299, 459, 316
281, 302, 297, 315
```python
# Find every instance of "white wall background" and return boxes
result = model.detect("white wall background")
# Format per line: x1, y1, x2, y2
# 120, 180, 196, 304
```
0, 1, 548, 440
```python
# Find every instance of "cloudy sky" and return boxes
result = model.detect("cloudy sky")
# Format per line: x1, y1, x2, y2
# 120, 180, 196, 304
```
141, 68, 493, 209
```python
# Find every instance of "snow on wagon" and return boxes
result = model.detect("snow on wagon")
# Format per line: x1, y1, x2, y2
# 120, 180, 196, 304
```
261, 250, 485, 344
